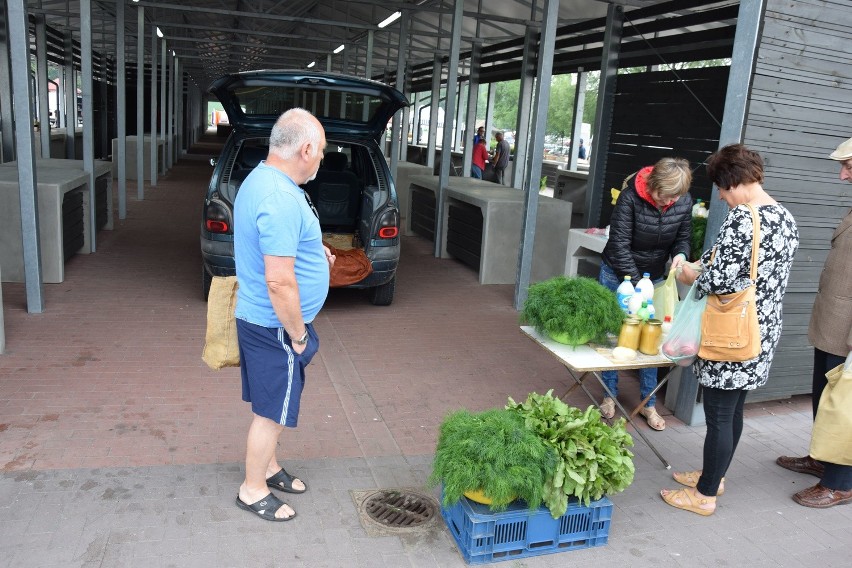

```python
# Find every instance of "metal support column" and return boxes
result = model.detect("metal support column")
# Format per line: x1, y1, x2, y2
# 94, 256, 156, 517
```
81, 0, 96, 252
150, 29, 158, 186
462, 42, 482, 178
674, 0, 768, 427
434, 0, 463, 258
584, 4, 623, 228
136, 6, 144, 199
426, 54, 441, 170
484, 83, 495, 150
568, 69, 587, 171
512, 26, 537, 190
35, 16, 51, 158
389, 13, 409, 182
514, 0, 559, 309
400, 60, 411, 162
116, 0, 127, 219
8, 0, 44, 311
362, 30, 374, 121
167, 48, 174, 169
64, 32, 76, 159
160, 39, 166, 174
0, 10, 14, 163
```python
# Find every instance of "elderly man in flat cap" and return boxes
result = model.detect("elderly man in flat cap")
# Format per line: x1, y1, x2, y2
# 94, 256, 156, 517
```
777, 137, 852, 508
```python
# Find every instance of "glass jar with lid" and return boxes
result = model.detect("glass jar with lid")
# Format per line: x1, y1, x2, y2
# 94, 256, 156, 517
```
639, 319, 663, 355
617, 317, 642, 350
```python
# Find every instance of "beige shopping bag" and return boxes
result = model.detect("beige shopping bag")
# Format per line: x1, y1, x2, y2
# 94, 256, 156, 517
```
202, 276, 240, 370
809, 355, 852, 466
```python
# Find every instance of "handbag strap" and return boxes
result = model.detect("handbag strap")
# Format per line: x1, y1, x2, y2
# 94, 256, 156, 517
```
744, 203, 760, 281
708, 203, 760, 281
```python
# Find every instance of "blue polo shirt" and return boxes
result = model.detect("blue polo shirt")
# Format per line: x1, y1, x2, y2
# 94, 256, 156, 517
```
233, 162, 329, 327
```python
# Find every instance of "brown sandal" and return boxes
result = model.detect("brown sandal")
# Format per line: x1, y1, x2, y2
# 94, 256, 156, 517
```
660, 487, 716, 516
673, 470, 725, 496
640, 406, 666, 431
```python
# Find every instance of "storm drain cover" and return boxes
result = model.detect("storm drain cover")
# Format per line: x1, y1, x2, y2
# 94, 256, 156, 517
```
352, 489, 440, 536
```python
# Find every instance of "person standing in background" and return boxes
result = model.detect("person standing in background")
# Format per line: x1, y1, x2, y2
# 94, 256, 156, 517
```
778, 137, 852, 508
491, 131, 510, 185
470, 137, 489, 179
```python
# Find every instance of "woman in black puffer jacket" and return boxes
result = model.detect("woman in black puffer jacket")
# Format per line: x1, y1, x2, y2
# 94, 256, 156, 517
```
598, 157, 693, 431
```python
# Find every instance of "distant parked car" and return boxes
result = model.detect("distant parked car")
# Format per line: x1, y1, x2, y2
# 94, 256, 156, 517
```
200, 70, 408, 305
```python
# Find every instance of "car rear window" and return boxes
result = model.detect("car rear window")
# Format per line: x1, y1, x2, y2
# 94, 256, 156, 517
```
232, 85, 385, 123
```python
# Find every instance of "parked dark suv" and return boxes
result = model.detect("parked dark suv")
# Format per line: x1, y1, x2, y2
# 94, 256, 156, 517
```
201, 71, 408, 305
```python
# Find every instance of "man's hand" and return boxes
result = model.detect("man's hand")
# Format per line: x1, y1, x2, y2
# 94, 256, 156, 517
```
324, 245, 336, 269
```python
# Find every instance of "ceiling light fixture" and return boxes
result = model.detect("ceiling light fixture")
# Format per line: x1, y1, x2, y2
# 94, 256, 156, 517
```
378, 11, 402, 28
333, 44, 345, 54
156, 27, 163, 38
307, 61, 316, 68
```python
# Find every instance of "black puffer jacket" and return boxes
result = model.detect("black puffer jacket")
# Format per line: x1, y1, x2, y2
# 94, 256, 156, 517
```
601, 171, 692, 281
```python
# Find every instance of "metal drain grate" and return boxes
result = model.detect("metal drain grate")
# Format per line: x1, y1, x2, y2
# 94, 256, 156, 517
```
363, 490, 437, 529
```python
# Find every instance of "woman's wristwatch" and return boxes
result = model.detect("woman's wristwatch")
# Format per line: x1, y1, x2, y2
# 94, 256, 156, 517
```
292, 329, 309, 345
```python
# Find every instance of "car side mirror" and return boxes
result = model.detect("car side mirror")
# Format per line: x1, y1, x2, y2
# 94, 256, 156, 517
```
209, 157, 218, 167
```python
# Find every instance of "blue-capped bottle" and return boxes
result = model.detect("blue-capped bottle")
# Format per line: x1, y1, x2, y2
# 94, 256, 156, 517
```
615, 276, 634, 314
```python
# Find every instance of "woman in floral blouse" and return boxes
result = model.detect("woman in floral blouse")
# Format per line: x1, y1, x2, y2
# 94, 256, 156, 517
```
661, 144, 800, 516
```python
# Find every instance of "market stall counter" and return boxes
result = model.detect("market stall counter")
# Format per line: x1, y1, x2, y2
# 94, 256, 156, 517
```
521, 325, 675, 468
408, 176, 573, 284
0, 167, 90, 284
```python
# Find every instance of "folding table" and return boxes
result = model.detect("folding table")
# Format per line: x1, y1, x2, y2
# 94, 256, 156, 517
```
521, 326, 675, 469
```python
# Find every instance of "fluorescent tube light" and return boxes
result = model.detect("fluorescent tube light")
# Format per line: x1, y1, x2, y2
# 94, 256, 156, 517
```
156, 27, 163, 38
333, 44, 345, 54
378, 11, 401, 28
307, 61, 316, 68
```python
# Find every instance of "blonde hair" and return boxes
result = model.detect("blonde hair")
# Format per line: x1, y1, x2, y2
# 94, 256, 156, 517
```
648, 157, 692, 198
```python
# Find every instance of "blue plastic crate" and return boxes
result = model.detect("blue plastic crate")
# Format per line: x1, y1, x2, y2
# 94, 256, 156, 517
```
441, 494, 612, 565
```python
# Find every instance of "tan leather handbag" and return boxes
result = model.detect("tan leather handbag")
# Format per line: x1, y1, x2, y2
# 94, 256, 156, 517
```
698, 204, 761, 362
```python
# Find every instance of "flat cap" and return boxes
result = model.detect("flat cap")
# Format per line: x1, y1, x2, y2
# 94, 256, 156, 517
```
829, 137, 852, 161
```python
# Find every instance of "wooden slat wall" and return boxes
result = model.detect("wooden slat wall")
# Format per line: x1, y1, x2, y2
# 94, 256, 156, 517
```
742, 0, 852, 401
598, 66, 729, 226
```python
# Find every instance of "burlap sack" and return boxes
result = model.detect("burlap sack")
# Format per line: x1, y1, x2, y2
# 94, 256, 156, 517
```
202, 276, 240, 370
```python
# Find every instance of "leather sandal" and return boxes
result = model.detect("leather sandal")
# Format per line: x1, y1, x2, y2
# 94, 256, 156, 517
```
600, 397, 616, 419
673, 470, 725, 496
640, 406, 666, 431
660, 487, 716, 516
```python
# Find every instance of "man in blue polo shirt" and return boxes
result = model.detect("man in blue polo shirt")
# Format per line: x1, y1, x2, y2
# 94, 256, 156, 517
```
233, 108, 335, 522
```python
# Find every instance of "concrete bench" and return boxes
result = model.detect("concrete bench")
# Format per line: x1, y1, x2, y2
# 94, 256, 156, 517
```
394, 163, 433, 236
112, 135, 167, 180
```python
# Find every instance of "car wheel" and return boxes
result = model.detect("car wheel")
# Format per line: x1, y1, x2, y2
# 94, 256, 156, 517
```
202, 264, 212, 300
368, 277, 395, 306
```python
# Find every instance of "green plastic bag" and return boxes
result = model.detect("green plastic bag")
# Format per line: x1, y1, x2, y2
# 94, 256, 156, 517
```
652, 269, 679, 321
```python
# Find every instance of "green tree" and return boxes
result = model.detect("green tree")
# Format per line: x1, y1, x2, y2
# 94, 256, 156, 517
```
491, 79, 520, 131
545, 74, 575, 145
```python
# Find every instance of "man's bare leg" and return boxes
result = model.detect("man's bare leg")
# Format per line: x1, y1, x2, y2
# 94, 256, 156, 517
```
239, 414, 295, 519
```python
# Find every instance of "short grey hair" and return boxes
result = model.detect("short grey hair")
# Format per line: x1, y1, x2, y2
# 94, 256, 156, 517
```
269, 108, 323, 160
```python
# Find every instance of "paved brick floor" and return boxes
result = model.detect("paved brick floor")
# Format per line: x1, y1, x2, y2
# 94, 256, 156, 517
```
1, 138, 850, 567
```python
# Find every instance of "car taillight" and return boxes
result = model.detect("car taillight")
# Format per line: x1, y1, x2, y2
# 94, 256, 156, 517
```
375, 209, 399, 239
205, 200, 231, 234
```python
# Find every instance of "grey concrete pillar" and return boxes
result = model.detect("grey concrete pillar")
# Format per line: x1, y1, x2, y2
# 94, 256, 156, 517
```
514, 0, 560, 308
150, 29, 158, 186
35, 16, 51, 158
136, 6, 145, 199
64, 33, 76, 159
81, 0, 97, 252
512, 26, 537, 190
434, 0, 464, 258
585, 4, 623, 228
462, 42, 482, 177
116, 0, 127, 219
8, 0, 44, 311
426, 54, 441, 170
568, 69, 587, 171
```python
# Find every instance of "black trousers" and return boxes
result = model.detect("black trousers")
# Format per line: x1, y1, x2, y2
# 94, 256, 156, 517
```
696, 386, 749, 497
812, 348, 852, 491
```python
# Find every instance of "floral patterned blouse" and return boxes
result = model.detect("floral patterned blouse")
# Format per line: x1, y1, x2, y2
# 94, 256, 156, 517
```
694, 204, 799, 390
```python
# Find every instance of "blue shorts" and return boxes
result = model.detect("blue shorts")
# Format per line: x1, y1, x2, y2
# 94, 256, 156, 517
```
236, 319, 319, 427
